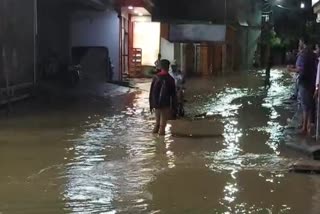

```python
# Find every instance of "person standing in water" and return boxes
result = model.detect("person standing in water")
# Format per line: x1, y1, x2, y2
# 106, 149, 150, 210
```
149, 59, 176, 136
297, 39, 317, 135
170, 60, 185, 117
265, 51, 273, 88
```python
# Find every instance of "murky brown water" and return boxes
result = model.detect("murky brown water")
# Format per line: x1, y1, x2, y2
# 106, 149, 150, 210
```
0, 69, 319, 214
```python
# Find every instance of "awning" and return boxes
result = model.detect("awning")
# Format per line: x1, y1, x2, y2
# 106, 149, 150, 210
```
313, 0, 320, 7
67, 0, 111, 10
314, 1, 320, 13
169, 24, 226, 43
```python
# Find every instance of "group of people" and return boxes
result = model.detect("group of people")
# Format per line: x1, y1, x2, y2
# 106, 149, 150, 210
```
149, 55, 185, 136
288, 38, 320, 136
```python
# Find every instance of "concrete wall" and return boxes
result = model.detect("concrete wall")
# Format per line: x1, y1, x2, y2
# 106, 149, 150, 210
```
70, 8, 120, 80
133, 21, 160, 66
0, 0, 36, 86
174, 43, 186, 72
247, 29, 261, 68
235, 0, 261, 70
237, 28, 261, 70
37, 0, 70, 62
160, 38, 174, 62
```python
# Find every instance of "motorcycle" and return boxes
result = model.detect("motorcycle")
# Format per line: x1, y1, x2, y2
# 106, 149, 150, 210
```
176, 87, 185, 117
41, 55, 81, 88
67, 64, 81, 87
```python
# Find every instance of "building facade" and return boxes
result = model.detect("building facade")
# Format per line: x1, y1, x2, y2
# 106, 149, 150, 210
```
313, 0, 320, 22
0, 0, 262, 102
0, 0, 36, 104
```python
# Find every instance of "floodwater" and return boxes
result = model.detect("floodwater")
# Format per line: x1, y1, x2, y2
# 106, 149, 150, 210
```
0, 69, 319, 214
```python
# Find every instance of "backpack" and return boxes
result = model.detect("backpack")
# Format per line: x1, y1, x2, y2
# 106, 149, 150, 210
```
152, 75, 172, 108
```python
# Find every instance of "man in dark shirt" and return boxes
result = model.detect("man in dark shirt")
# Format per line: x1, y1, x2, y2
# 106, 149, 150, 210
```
298, 39, 317, 135
149, 59, 176, 136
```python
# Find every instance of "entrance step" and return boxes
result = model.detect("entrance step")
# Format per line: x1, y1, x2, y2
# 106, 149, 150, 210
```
285, 142, 320, 160
290, 160, 320, 174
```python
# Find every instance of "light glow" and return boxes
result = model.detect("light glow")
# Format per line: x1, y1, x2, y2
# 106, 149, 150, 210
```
312, 0, 319, 6
133, 22, 160, 66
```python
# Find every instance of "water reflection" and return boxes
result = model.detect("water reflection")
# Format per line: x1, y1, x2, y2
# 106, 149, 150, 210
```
63, 91, 158, 213
263, 69, 292, 154
61, 69, 314, 213
64, 115, 120, 213
1, 69, 318, 213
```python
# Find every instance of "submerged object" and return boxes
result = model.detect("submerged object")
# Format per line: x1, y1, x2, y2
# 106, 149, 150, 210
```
290, 160, 320, 174
169, 119, 224, 138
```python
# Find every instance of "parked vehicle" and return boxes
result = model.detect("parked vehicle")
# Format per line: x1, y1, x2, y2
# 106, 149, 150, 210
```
41, 57, 81, 87
176, 87, 185, 117
67, 64, 81, 87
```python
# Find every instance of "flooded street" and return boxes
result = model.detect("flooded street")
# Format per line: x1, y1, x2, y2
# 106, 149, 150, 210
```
1, 69, 320, 213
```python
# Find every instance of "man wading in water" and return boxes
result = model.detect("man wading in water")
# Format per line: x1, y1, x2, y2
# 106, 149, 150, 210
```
149, 59, 176, 136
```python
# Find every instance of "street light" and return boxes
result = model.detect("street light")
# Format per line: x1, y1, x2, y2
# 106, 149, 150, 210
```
265, 0, 308, 11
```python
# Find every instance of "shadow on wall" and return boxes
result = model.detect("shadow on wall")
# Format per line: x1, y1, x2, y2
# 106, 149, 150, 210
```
72, 46, 113, 83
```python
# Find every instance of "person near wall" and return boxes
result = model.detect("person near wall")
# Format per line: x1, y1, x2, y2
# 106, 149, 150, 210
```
106, 57, 114, 82
265, 51, 273, 88
154, 53, 162, 73
149, 59, 176, 136
288, 43, 304, 100
170, 60, 185, 118
313, 44, 320, 139
169, 60, 185, 90
296, 38, 317, 135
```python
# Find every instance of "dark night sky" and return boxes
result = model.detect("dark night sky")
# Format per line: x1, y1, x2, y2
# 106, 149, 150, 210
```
272, 0, 317, 43
152, 0, 229, 23
152, 0, 265, 26
152, 0, 317, 43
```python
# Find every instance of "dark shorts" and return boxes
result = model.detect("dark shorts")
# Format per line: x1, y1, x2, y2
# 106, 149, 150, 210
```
299, 85, 314, 112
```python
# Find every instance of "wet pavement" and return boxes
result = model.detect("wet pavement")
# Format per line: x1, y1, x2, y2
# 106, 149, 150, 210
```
1, 68, 320, 213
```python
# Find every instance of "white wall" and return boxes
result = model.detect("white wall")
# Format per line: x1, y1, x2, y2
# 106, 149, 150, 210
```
133, 21, 160, 66
160, 38, 174, 62
70, 8, 119, 80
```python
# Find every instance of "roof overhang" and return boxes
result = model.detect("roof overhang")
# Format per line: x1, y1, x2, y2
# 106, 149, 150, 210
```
81, 0, 105, 9
314, 1, 320, 13
116, 0, 153, 13
169, 24, 227, 43
67, 0, 113, 10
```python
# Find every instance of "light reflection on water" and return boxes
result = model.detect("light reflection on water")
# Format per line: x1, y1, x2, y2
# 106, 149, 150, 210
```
1, 69, 318, 214
62, 69, 317, 213
63, 90, 158, 213
186, 69, 304, 213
